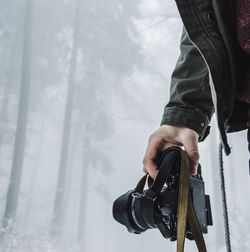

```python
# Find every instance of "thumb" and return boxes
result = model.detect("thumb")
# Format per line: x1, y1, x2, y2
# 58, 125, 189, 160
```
182, 135, 199, 175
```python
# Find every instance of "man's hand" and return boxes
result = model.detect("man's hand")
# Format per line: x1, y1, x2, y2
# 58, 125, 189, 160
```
142, 125, 199, 179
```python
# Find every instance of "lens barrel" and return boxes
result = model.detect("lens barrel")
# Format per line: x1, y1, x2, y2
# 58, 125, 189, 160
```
112, 190, 146, 234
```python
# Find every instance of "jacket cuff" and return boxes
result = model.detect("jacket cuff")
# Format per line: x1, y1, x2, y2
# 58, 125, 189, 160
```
160, 107, 211, 142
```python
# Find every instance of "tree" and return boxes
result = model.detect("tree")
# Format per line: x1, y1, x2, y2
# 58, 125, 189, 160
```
74, 0, 146, 246
51, 0, 81, 237
1, 0, 34, 233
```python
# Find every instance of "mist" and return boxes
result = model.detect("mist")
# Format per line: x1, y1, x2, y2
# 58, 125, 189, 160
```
0, 0, 249, 251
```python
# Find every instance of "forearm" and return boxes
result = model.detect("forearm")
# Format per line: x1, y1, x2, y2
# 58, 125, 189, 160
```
160, 26, 214, 141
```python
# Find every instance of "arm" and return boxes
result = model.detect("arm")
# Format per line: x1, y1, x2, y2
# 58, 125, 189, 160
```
143, 26, 214, 178
160, 25, 214, 141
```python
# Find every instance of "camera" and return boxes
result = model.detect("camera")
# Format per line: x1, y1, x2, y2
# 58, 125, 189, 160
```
112, 147, 213, 241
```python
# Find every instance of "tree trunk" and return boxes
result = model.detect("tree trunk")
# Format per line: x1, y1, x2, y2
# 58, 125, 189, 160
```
23, 120, 45, 228
51, 0, 81, 237
0, 84, 10, 123
1, 0, 34, 233
76, 49, 101, 245
0, 4, 23, 125
77, 138, 90, 244
0, 7, 24, 176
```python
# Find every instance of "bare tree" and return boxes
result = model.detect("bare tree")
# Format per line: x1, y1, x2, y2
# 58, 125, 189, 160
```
51, 0, 81, 237
1, 0, 34, 233
74, 0, 147, 246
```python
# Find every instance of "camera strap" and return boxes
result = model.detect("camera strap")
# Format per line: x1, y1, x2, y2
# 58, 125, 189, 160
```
177, 150, 207, 252
135, 147, 180, 197
134, 147, 208, 252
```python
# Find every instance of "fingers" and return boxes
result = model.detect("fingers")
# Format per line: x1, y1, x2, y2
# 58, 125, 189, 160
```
143, 133, 180, 179
143, 159, 159, 179
143, 136, 163, 179
181, 132, 199, 176
142, 125, 200, 179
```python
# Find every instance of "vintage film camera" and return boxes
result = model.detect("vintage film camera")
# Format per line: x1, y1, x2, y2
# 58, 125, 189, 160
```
112, 147, 213, 241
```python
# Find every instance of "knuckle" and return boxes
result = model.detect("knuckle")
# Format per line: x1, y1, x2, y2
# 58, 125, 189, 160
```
143, 157, 150, 167
183, 133, 195, 142
148, 133, 155, 141
149, 134, 162, 144
190, 151, 200, 161
181, 128, 198, 140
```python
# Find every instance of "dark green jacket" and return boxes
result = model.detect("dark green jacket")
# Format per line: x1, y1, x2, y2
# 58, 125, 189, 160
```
160, 0, 249, 155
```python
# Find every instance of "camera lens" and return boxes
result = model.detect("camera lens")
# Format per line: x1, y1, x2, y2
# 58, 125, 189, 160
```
112, 190, 146, 234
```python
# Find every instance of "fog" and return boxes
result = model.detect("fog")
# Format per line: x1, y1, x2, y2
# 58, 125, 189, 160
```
0, 0, 249, 251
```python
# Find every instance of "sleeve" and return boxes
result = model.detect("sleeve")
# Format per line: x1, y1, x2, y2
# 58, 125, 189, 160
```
160, 25, 215, 142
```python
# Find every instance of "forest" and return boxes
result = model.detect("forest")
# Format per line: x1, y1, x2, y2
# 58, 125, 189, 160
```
0, 0, 249, 251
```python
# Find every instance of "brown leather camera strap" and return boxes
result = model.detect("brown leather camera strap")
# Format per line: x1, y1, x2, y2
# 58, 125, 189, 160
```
176, 150, 207, 252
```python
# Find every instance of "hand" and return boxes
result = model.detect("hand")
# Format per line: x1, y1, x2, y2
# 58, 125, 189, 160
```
142, 125, 200, 179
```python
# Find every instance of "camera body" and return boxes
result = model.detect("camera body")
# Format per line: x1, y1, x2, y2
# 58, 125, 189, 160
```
112, 147, 213, 241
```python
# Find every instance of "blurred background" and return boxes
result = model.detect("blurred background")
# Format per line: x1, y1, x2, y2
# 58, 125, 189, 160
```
0, 0, 249, 251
